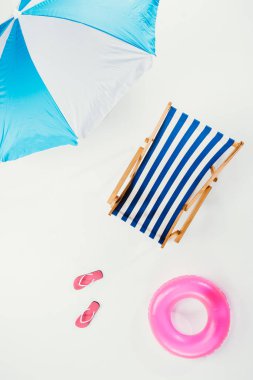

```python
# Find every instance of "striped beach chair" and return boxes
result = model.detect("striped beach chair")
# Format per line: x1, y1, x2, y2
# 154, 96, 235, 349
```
108, 103, 243, 248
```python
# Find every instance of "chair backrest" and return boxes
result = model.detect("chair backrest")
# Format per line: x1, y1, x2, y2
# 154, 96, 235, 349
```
112, 106, 235, 245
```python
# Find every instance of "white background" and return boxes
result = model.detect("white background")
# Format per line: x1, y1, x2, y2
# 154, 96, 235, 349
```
0, 1, 252, 379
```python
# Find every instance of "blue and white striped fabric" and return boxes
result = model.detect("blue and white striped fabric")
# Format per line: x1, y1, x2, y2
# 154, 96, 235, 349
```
112, 106, 235, 245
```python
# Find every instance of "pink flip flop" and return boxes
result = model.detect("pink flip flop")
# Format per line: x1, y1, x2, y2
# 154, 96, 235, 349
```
75, 301, 100, 329
73, 270, 103, 290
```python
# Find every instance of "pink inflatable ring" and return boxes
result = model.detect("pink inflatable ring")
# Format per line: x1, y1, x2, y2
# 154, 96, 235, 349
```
149, 275, 230, 358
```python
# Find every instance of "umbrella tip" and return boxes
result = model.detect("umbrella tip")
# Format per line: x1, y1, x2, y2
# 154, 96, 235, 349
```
13, 9, 22, 20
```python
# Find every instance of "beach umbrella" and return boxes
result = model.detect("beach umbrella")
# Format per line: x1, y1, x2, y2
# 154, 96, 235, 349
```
0, 0, 160, 162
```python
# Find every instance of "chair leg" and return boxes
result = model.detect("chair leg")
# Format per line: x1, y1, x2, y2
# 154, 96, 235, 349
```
107, 146, 144, 206
161, 209, 184, 248
175, 186, 212, 243
210, 165, 218, 182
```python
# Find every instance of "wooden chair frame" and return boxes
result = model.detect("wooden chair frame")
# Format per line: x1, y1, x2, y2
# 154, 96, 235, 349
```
108, 102, 244, 248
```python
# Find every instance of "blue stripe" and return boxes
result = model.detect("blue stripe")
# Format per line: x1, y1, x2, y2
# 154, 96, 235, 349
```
131, 119, 201, 228
112, 106, 177, 216
121, 112, 189, 222
159, 138, 234, 244
149, 132, 224, 239
19, 0, 32, 11
140, 125, 211, 233
0, 21, 77, 162
24, 0, 160, 55
0, 18, 13, 37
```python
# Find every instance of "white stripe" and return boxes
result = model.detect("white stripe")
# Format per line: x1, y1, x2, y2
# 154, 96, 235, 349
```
118, 108, 183, 217
145, 128, 218, 233
127, 114, 196, 221
19, 15, 152, 138
131, 121, 207, 228
155, 136, 229, 240
0, 20, 14, 59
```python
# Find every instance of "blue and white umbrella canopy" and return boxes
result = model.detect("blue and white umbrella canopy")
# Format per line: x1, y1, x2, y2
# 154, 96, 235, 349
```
0, 0, 160, 162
